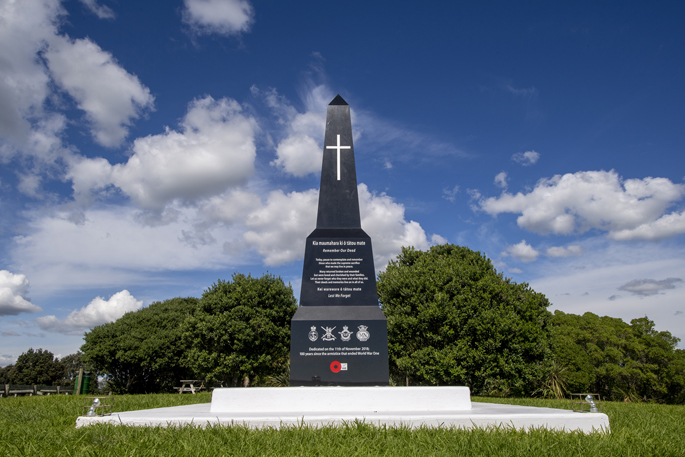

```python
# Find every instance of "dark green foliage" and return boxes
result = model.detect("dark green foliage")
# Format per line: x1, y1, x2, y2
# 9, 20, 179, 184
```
0, 350, 92, 388
60, 351, 84, 387
378, 245, 552, 396
550, 311, 685, 402
4, 348, 64, 385
81, 297, 200, 394
182, 273, 297, 386
0, 364, 13, 384
60, 351, 100, 393
670, 350, 685, 403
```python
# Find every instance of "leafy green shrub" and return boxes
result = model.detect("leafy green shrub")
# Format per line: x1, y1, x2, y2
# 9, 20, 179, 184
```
182, 273, 297, 386
82, 297, 200, 394
378, 244, 552, 395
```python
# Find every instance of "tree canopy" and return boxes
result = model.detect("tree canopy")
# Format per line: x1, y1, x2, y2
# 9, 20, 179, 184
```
3, 348, 64, 385
82, 297, 200, 394
550, 311, 685, 402
378, 244, 552, 396
182, 273, 297, 386
60, 351, 84, 387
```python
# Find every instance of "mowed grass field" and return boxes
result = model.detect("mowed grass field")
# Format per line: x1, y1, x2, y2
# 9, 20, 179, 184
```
1, 392, 684, 456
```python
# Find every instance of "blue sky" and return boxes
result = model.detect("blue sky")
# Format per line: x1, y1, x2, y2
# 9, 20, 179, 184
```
2, 0, 685, 366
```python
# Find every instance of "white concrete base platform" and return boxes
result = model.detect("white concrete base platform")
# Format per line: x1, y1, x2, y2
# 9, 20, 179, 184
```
76, 387, 609, 433
210, 386, 472, 414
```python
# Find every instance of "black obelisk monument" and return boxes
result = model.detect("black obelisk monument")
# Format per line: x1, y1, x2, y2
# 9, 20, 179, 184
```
290, 95, 389, 386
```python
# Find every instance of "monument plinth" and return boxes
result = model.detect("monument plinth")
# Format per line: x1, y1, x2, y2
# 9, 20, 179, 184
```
290, 95, 389, 386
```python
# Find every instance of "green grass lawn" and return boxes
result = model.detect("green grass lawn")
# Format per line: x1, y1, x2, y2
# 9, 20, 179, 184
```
1, 392, 684, 456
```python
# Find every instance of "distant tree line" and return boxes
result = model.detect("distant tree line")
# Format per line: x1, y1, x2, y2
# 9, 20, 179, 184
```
5, 245, 684, 403
0, 348, 95, 392
550, 311, 685, 403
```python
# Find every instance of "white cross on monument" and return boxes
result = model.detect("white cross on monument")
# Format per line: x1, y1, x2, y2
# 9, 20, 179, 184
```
325, 134, 351, 180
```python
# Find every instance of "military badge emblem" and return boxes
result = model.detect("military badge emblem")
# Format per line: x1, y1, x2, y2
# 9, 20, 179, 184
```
356, 325, 370, 341
321, 326, 336, 342
339, 325, 352, 341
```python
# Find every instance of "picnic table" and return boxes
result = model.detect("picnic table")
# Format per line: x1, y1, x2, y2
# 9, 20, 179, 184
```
36, 385, 62, 395
175, 380, 205, 394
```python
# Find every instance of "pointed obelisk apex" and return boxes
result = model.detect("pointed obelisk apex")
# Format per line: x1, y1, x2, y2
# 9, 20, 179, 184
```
329, 94, 348, 105
317, 95, 360, 228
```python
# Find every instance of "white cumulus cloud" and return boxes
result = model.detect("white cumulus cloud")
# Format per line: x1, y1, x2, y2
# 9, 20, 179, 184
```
69, 96, 257, 210
608, 210, 685, 241
183, 0, 254, 36
17, 173, 43, 198
503, 240, 540, 263
358, 184, 435, 270
0, 270, 42, 316
11, 204, 248, 292
256, 86, 329, 177
44, 35, 154, 147
273, 134, 322, 177
201, 189, 263, 225
35, 290, 142, 335
0, 0, 63, 144
494, 171, 508, 188
13, 180, 441, 292
241, 184, 439, 270
112, 96, 255, 209
431, 234, 448, 245
243, 189, 319, 266
512, 150, 540, 166
0, 0, 153, 170
479, 170, 685, 238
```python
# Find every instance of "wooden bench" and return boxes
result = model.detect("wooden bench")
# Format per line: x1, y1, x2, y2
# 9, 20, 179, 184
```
36, 385, 61, 395
1, 385, 72, 397
5, 385, 35, 397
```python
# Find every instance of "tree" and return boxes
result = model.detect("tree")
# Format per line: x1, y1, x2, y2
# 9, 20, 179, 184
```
550, 311, 685, 402
182, 273, 297, 386
60, 352, 84, 387
668, 349, 685, 403
82, 297, 200, 394
0, 364, 14, 384
8, 348, 64, 385
377, 244, 552, 396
